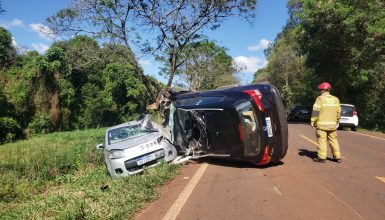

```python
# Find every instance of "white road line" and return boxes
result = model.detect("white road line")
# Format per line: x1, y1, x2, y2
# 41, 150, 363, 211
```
162, 163, 209, 220
375, 176, 385, 183
273, 186, 282, 196
300, 134, 317, 146
306, 177, 365, 220
351, 132, 385, 141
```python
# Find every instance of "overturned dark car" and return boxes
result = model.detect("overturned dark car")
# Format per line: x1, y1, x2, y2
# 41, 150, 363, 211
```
160, 83, 288, 165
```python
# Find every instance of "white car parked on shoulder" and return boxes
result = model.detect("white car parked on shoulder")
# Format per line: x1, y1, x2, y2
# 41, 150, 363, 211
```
339, 104, 359, 131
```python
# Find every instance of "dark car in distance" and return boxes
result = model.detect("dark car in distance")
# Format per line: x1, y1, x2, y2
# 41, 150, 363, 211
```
287, 105, 312, 122
167, 83, 288, 165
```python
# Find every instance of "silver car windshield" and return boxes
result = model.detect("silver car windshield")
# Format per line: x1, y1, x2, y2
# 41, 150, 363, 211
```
108, 125, 155, 144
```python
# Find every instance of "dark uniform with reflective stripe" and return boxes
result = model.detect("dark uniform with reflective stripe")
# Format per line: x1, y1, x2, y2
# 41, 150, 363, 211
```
311, 92, 341, 160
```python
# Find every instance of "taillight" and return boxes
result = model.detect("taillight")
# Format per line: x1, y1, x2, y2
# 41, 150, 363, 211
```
243, 90, 264, 112
353, 110, 357, 116
257, 145, 271, 165
239, 123, 244, 143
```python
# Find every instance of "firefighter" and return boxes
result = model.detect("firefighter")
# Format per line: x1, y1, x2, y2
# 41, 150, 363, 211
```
311, 82, 342, 163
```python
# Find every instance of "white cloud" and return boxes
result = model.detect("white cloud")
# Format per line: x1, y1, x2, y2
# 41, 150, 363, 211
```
10, 19, 24, 27
11, 37, 17, 47
247, 38, 271, 52
10, 37, 30, 54
29, 23, 56, 40
0, 18, 24, 28
31, 43, 49, 54
139, 59, 151, 65
233, 56, 268, 73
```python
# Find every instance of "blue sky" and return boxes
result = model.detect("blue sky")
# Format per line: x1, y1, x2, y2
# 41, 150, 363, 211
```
0, 0, 289, 84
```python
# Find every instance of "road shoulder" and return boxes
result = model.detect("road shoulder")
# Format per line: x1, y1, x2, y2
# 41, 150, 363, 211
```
135, 162, 202, 220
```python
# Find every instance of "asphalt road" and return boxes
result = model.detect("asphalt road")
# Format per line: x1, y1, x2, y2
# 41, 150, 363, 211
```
136, 123, 385, 220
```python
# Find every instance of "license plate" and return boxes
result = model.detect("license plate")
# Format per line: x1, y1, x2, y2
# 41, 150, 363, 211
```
137, 154, 157, 166
265, 117, 273, 137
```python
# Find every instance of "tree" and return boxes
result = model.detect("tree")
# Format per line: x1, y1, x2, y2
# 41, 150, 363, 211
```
135, 0, 256, 88
294, 0, 385, 129
35, 46, 71, 131
0, 27, 16, 68
179, 40, 239, 90
47, 0, 156, 100
47, 0, 256, 88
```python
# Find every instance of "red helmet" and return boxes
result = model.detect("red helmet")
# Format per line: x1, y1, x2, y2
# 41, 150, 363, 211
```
319, 82, 332, 90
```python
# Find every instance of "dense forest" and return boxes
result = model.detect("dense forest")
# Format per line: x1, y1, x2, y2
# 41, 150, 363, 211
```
0, 33, 161, 143
255, 0, 385, 131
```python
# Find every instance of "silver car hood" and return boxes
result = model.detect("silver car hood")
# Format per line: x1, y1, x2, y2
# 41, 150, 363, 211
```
106, 132, 161, 151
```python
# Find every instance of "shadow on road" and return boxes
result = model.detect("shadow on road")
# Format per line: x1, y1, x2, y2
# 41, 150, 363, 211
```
298, 148, 317, 159
298, 149, 340, 162
190, 157, 284, 169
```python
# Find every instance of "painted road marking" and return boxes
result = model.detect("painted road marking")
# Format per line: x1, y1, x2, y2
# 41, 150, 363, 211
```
375, 176, 385, 183
306, 177, 365, 220
273, 186, 282, 196
351, 132, 385, 141
300, 134, 317, 146
162, 163, 209, 220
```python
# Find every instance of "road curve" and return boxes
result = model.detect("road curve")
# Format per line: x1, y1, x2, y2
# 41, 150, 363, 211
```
136, 123, 385, 220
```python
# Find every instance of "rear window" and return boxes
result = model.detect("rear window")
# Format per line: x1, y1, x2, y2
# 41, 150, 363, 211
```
236, 100, 261, 156
341, 105, 355, 117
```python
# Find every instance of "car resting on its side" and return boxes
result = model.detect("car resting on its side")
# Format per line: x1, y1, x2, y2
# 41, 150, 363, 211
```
97, 82, 288, 177
166, 82, 288, 165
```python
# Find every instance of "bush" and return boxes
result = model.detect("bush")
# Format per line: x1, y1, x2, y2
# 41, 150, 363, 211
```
27, 114, 52, 135
0, 117, 24, 144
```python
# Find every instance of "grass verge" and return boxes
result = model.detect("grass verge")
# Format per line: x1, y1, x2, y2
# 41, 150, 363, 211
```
0, 129, 180, 219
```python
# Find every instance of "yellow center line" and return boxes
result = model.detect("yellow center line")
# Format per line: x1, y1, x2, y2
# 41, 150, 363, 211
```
162, 163, 209, 220
375, 176, 385, 183
300, 134, 318, 146
352, 132, 385, 141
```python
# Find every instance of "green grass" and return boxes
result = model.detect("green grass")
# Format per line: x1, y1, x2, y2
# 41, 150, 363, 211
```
0, 129, 180, 219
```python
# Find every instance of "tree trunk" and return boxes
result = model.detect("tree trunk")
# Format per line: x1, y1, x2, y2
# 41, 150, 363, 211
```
167, 53, 177, 88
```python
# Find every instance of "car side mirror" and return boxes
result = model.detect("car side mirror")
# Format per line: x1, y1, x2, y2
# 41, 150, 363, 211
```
96, 143, 105, 149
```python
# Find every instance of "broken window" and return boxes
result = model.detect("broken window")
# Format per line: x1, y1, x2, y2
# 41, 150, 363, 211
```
236, 100, 262, 157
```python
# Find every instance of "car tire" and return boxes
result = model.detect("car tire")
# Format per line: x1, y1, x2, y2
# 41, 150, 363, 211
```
351, 126, 358, 131
270, 85, 288, 162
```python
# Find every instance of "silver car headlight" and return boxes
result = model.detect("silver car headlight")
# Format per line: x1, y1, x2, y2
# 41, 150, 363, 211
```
108, 150, 126, 159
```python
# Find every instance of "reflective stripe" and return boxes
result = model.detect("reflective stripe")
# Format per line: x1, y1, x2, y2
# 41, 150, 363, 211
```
317, 121, 337, 125
312, 110, 320, 117
322, 104, 339, 107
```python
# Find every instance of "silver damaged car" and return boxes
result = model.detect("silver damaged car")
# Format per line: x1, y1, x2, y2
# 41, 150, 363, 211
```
96, 115, 177, 178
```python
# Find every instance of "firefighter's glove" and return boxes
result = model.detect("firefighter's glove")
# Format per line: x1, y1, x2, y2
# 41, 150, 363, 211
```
311, 122, 315, 128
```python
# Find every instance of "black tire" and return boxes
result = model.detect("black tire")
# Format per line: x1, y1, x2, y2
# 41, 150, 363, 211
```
270, 85, 288, 162
351, 126, 358, 131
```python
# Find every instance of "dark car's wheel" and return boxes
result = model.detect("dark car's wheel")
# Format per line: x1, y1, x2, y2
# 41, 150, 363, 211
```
351, 126, 358, 131
270, 86, 288, 162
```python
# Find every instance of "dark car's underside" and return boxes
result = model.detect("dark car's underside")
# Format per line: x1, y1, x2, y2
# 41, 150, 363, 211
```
157, 83, 288, 165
